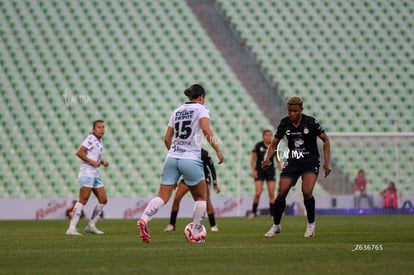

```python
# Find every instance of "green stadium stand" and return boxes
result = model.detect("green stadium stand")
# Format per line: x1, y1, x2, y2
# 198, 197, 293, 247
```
217, 0, 414, 193
0, 0, 283, 198
2, 0, 412, 198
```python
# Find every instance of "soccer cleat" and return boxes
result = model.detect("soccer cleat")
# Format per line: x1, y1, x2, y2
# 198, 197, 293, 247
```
164, 224, 176, 232
138, 219, 151, 243
304, 223, 315, 238
210, 225, 219, 232
84, 225, 104, 235
264, 224, 281, 238
66, 228, 82, 236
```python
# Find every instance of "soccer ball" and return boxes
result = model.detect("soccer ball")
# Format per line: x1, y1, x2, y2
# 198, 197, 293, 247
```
184, 222, 207, 241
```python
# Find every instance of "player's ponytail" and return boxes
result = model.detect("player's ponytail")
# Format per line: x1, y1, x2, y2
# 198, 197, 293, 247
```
184, 87, 193, 98
184, 84, 206, 100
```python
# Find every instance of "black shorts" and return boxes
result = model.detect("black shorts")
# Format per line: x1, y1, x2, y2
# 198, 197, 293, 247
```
280, 159, 320, 186
255, 168, 276, 182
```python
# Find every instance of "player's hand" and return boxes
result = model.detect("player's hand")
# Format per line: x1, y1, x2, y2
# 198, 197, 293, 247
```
216, 151, 224, 164
261, 159, 270, 169
324, 164, 331, 177
252, 170, 258, 179
102, 161, 109, 167
213, 184, 221, 194
90, 160, 101, 167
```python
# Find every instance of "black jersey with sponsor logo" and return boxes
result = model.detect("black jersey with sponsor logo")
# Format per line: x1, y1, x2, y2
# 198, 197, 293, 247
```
275, 114, 324, 162
252, 141, 275, 171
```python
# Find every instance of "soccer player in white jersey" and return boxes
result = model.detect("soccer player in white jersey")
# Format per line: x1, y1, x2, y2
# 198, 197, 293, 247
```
138, 84, 224, 243
66, 120, 109, 235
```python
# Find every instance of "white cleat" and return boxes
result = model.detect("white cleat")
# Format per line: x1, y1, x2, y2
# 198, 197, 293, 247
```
66, 228, 82, 236
164, 224, 176, 232
264, 224, 281, 238
304, 223, 315, 238
247, 213, 256, 220
210, 225, 219, 232
84, 225, 104, 235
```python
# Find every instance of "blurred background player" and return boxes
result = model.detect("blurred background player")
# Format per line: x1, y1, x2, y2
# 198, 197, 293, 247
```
164, 148, 221, 232
66, 120, 109, 235
262, 96, 331, 238
353, 169, 374, 209
137, 84, 224, 243
381, 181, 398, 209
249, 129, 282, 219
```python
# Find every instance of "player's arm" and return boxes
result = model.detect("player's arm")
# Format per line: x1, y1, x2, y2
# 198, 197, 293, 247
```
76, 146, 100, 167
200, 117, 224, 164
207, 160, 218, 185
262, 137, 280, 169
319, 132, 331, 177
251, 152, 258, 178
164, 126, 174, 150
275, 156, 282, 171
208, 161, 220, 194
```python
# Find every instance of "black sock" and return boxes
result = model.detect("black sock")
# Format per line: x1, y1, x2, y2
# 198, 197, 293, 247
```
208, 213, 216, 227
252, 203, 258, 215
269, 203, 275, 217
169, 211, 178, 226
273, 199, 286, 225
304, 197, 315, 224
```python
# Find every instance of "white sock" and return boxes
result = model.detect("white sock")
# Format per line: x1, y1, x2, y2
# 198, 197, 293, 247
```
69, 202, 84, 229
141, 197, 165, 223
88, 203, 105, 227
192, 200, 206, 236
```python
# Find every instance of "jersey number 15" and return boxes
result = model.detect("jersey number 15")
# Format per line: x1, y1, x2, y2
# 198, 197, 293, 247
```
175, 121, 192, 139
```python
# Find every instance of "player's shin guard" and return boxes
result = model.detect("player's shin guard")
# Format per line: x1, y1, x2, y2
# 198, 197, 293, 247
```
269, 203, 275, 217
89, 203, 105, 226
273, 198, 286, 225
169, 211, 178, 227
192, 200, 206, 236
69, 202, 84, 229
141, 197, 165, 223
304, 197, 315, 224
252, 203, 258, 215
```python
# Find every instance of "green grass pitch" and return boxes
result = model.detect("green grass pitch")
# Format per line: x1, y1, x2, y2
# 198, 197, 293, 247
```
0, 215, 413, 275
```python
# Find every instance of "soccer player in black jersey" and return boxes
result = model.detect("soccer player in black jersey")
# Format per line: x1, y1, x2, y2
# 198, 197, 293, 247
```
164, 148, 221, 232
249, 130, 282, 219
262, 96, 331, 238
